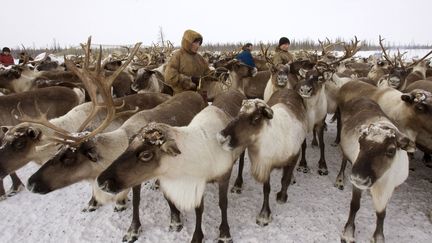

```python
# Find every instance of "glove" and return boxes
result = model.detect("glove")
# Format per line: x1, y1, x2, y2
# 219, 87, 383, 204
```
181, 79, 197, 91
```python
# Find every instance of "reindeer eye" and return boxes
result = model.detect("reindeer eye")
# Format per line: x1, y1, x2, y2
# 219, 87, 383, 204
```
13, 139, 26, 150
139, 151, 153, 162
386, 146, 396, 157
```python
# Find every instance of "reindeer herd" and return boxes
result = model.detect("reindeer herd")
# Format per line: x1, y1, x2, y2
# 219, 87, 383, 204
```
0, 36, 431, 243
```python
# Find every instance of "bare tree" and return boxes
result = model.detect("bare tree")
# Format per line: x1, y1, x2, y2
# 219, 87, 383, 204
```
158, 26, 165, 48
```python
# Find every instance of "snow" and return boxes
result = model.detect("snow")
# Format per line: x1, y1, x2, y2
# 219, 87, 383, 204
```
1, 115, 431, 243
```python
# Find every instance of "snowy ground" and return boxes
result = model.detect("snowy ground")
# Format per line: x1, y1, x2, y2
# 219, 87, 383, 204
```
1, 115, 431, 243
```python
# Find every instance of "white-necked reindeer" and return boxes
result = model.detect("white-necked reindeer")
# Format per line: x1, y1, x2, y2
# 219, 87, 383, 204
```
338, 97, 414, 243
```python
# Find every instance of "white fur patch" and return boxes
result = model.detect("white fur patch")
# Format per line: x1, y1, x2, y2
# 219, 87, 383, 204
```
360, 123, 396, 143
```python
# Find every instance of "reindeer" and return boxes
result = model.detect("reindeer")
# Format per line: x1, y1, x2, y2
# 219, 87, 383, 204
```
218, 89, 307, 226
22, 37, 142, 207
338, 97, 414, 243
96, 90, 245, 243
295, 36, 361, 175
0, 86, 81, 199
0, 92, 169, 199
131, 67, 173, 95
334, 80, 432, 190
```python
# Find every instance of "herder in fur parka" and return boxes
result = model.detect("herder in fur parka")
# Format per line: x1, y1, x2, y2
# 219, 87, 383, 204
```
164, 29, 211, 94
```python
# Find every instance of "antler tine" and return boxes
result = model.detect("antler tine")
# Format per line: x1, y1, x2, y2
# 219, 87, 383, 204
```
407, 49, 432, 68
328, 36, 360, 66
105, 42, 142, 88
379, 35, 395, 67
259, 42, 274, 65
12, 101, 74, 139
95, 45, 103, 75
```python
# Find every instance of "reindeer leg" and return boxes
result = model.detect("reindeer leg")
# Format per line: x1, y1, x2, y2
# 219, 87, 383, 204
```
7, 172, 24, 197
218, 172, 232, 243
317, 119, 328, 175
82, 185, 101, 212
191, 199, 204, 243
297, 139, 310, 173
311, 127, 318, 147
256, 179, 272, 226
334, 157, 348, 190
82, 195, 100, 212
114, 190, 130, 212
166, 196, 183, 232
341, 187, 362, 243
276, 156, 298, 204
123, 185, 142, 243
331, 108, 341, 147
0, 179, 6, 201
423, 153, 432, 168
372, 209, 386, 243
231, 151, 245, 194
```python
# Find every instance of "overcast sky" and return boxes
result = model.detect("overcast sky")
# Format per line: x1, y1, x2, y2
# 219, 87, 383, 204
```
2, 0, 430, 49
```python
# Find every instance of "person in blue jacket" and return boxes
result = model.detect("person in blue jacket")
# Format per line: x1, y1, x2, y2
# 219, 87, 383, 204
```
236, 43, 256, 68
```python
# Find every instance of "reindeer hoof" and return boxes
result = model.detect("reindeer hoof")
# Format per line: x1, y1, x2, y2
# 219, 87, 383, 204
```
276, 192, 288, 204
230, 185, 242, 194
0, 194, 7, 201
218, 236, 233, 243
334, 180, 345, 190
318, 168, 329, 176
114, 204, 127, 212
82, 204, 100, 212
169, 221, 183, 232
122, 229, 140, 243
297, 166, 310, 173
7, 184, 24, 197
256, 213, 272, 227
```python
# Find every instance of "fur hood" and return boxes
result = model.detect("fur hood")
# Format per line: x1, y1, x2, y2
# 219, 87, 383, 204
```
181, 29, 203, 54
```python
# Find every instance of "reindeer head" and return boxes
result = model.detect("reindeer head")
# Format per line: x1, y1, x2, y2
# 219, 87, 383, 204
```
131, 68, 156, 92
269, 64, 290, 87
401, 89, 432, 133
295, 68, 328, 98
97, 123, 180, 194
217, 99, 273, 151
26, 135, 101, 194
0, 124, 43, 178
350, 123, 414, 190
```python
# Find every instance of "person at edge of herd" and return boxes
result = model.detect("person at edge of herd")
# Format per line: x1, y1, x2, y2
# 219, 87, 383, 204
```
236, 43, 256, 68
272, 37, 294, 65
0, 47, 15, 66
164, 29, 211, 95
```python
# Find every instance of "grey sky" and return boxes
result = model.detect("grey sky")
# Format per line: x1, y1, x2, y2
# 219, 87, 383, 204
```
3, 0, 430, 49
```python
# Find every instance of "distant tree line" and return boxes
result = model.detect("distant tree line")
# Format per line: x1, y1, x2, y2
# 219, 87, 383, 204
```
6, 37, 431, 58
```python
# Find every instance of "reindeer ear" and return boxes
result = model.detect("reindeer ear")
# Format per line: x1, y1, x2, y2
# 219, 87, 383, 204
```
26, 127, 41, 140
262, 107, 273, 119
161, 140, 181, 156
397, 135, 416, 153
1, 126, 12, 134
86, 149, 99, 162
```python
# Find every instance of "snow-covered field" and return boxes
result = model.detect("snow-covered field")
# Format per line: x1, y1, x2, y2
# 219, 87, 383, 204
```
1, 115, 431, 243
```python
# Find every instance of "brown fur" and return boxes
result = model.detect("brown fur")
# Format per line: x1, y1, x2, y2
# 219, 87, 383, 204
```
268, 89, 307, 122
212, 90, 246, 119
243, 70, 271, 98
0, 87, 79, 128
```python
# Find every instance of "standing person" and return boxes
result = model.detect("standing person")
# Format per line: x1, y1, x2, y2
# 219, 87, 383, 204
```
0, 47, 15, 66
164, 29, 211, 95
272, 37, 294, 65
236, 43, 256, 68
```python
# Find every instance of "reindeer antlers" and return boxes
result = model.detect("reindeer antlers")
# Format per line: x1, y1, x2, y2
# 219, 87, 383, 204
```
18, 36, 142, 146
